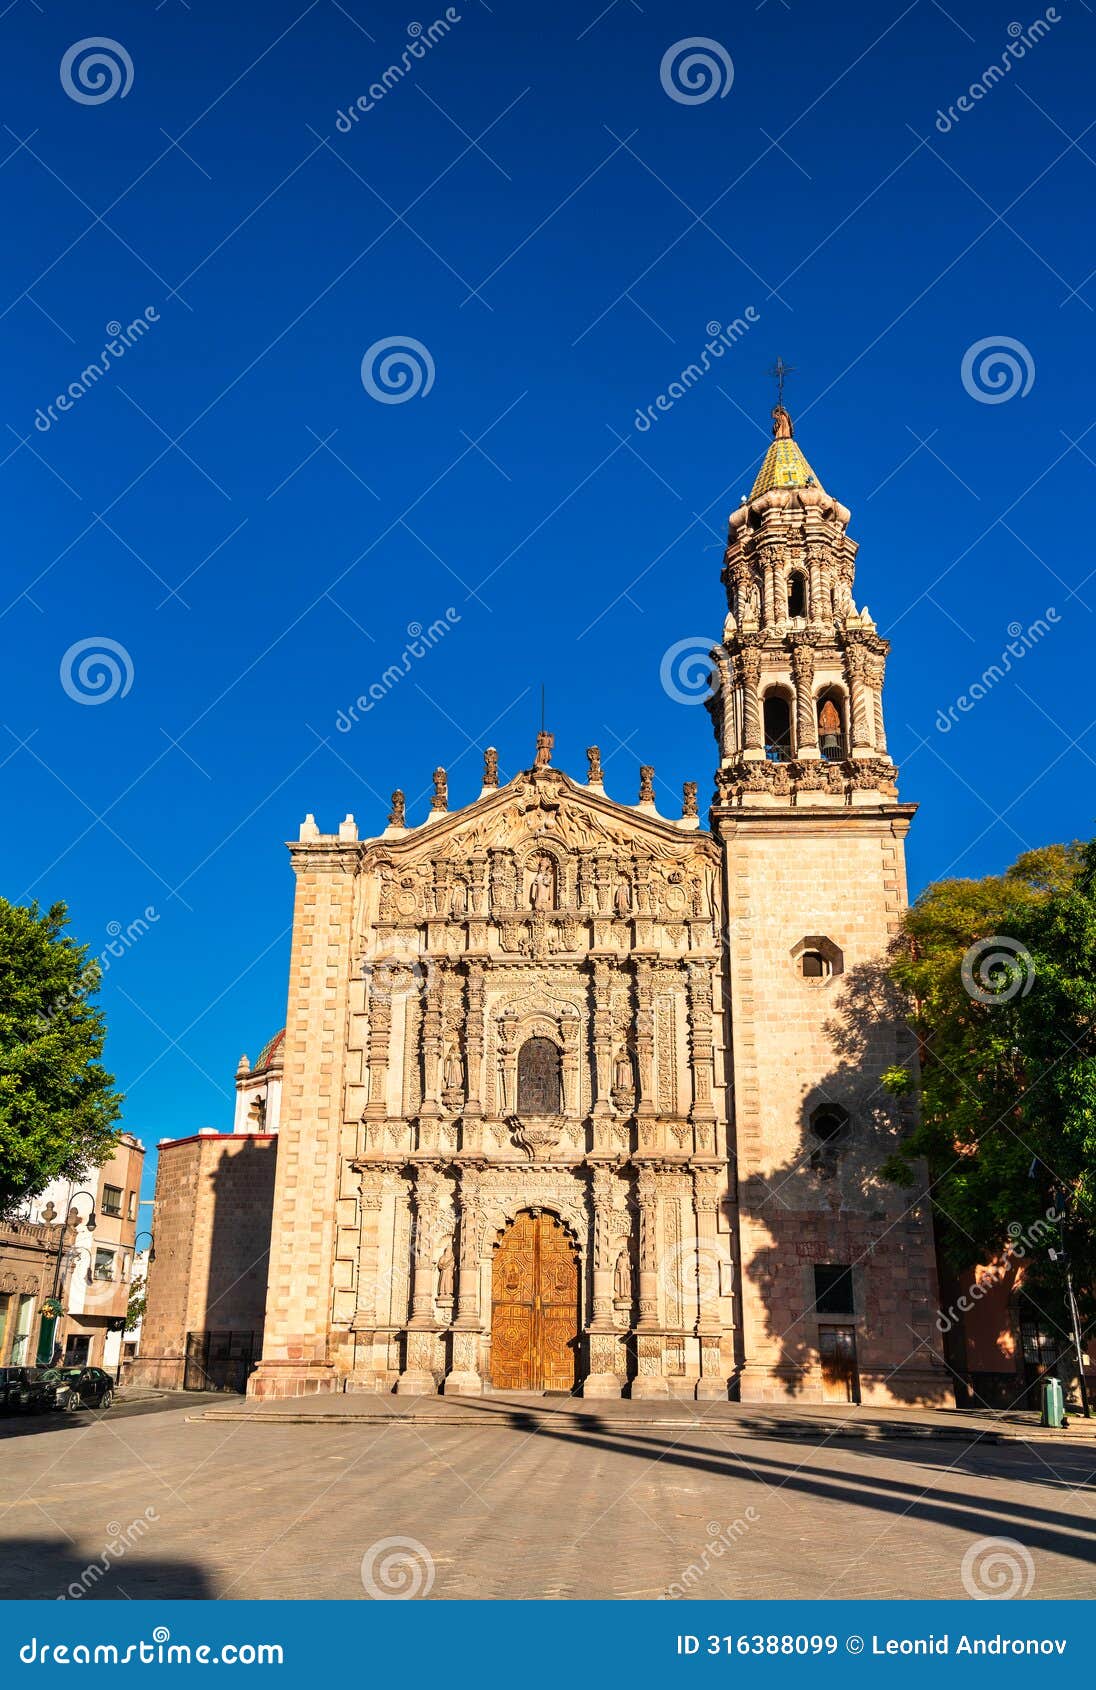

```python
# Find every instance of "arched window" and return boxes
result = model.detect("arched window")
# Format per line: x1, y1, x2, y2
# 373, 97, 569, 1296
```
517, 1037, 561, 1114
818, 694, 846, 762
763, 693, 793, 762
787, 572, 807, 619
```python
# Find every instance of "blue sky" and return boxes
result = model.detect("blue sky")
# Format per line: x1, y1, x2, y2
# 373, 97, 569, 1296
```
2, 0, 1094, 1194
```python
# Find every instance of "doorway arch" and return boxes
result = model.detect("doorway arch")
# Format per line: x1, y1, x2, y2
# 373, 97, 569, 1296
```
490, 1209, 579, 1391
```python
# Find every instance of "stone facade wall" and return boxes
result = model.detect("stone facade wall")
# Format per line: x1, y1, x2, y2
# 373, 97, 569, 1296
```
131, 1133, 276, 1390
721, 809, 947, 1403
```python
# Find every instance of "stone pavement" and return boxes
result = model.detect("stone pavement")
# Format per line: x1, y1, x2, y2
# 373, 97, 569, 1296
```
2, 1398, 1095, 1599
195, 1391, 1096, 1444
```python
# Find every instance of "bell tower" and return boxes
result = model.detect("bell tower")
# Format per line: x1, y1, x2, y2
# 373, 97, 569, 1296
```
708, 400, 896, 806
710, 393, 947, 1406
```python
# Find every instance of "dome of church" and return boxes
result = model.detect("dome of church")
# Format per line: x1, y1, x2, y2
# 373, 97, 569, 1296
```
253, 1028, 285, 1072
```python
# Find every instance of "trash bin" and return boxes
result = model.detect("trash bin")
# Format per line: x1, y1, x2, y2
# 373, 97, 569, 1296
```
1041, 1376, 1066, 1428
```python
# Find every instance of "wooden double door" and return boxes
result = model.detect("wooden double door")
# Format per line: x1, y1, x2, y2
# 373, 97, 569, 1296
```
820, 1325, 860, 1404
490, 1210, 579, 1392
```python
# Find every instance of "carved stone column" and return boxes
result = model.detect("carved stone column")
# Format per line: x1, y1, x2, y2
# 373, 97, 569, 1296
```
692, 1167, 727, 1399
632, 1163, 669, 1397
591, 959, 615, 1119
867, 652, 889, 754
633, 959, 656, 1118
760, 545, 778, 627
685, 961, 716, 1127
363, 991, 391, 1120
807, 545, 826, 625
444, 1165, 484, 1396
397, 1163, 445, 1394
584, 1163, 626, 1397
418, 962, 445, 1120
462, 963, 485, 1128
738, 649, 763, 757
792, 642, 818, 759
845, 644, 873, 757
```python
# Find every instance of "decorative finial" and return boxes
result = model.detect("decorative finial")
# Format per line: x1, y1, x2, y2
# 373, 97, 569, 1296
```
534, 729, 553, 770
767, 355, 795, 408
638, 765, 655, 805
388, 789, 406, 828
431, 768, 448, 812
586, 745, 603, 785
682, 781, 698, 819
767, 356, 795, 440
483, 747, 499, 787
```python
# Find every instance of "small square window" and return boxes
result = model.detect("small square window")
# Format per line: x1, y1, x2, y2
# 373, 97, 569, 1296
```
814, 1264, 854, 1316
101, 1185, 123, 1217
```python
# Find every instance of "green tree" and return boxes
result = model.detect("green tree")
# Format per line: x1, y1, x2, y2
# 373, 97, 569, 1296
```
881, 841, 1090, 1292
126, 1275, 147, 1333
0, 898, 123, 1216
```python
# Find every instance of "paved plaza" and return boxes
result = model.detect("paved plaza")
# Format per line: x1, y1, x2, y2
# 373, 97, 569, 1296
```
2, 1397, 1095, 1601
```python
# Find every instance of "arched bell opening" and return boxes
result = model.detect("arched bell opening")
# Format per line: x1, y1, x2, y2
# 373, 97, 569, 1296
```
787, 570, 807, 619
817, 690, 848, 762
763, 691, 794, 763
517, 1036, 562, 1115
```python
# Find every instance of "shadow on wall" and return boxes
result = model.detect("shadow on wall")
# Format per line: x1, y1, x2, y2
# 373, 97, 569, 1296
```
740, 957, 949, 1402
193, 1138, 277, 1393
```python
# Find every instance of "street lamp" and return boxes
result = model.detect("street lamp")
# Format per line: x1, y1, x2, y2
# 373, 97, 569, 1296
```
134, 1229, 155, 1263
47, 1191, 99, 1366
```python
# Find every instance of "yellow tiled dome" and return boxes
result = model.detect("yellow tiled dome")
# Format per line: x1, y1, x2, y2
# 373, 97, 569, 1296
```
749, 437, 823, 499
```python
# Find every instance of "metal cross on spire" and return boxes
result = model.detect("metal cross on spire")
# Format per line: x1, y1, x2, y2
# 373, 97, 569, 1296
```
766, 356, 796, 409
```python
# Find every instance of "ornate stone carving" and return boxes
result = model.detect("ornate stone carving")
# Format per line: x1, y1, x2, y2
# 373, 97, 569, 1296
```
388, 790, 406, 828
483, 746, 499, 787
431, 767, 448, 813
586, 745, 603, 784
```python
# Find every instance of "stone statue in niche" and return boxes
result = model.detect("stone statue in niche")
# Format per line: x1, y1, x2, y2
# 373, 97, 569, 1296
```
614, 1247, 632, 1303
444, 1045, 464, 1097
529, 855, 555, 911
741, 578, 761, 624
449, 879, 467, 917
614, 878, 632, 918
436, 1243, 455, 1301
834, 577, 853, 621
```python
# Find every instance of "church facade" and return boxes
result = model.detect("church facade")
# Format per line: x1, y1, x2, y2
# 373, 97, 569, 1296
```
246, 411, 948, 1405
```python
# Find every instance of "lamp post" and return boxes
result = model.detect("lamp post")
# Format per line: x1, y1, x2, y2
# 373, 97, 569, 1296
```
49, 1191, 98, 1366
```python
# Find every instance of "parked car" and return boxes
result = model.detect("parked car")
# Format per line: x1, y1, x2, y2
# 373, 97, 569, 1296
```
39, 1366, 115, 1412
0, 1366, 55, 1415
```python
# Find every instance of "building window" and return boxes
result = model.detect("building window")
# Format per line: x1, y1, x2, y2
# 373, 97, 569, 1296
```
127, 1191, 137, 1221
810, 1104, 850, 1144
64, 1335, 91, 1365
94, 1248, 114, 1282
787, 572, 807, 619
815, 1265, 855, 1316
10, 1294, 35, 1365
101, 1185, 123, 1217
517, 1037, 562, 1114
763, 693, 793, 762
791, 935, 844, 982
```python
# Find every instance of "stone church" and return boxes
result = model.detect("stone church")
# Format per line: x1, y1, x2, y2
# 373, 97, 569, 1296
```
139, 406, 948, 1405
236, 404, 946, 1405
